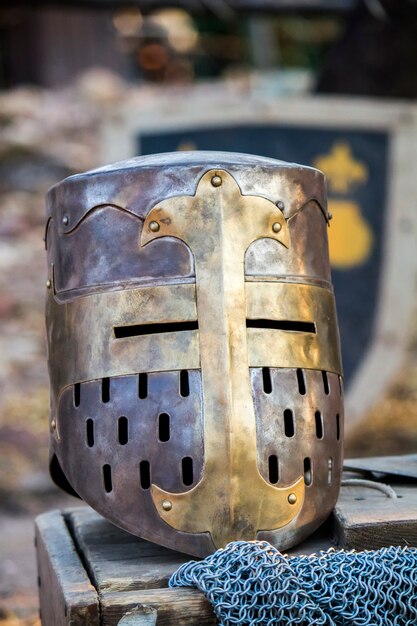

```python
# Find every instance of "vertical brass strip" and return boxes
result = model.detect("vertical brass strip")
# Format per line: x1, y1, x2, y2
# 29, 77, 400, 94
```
141, 170, 304, 548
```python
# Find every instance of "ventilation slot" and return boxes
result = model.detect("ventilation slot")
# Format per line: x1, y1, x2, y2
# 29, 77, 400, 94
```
86, 419, 94, 447
103, 464, 112, 493
296, 369, 306, 395
304, 457, 312, 486
114, 320, 198, 338
74, 383, 80, 407
102, 378, 110, 403
140, 460, 151, 489
268, 455, 279, 484
336, 413, 341, 441
328, 457, 333, 485
247, 319, 316, 333
180, 370, 190, 397
322, 371, 330, 395
315, 411, 323, 439
181, 457, 194, 486
284, 409, 295, 437
158, 413, 170, 442
138, 373, 148, 399
118, 416, 128, 445
262, 367, 272, 394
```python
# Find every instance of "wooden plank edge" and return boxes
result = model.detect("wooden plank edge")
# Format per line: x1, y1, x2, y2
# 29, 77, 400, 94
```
65, 507, 194, 593
101, 587, 217, 626
334, 515, 417, 551
35, 509, 100, 625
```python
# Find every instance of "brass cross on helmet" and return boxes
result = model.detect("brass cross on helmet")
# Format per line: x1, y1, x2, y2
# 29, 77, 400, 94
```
141, 170, 304, 547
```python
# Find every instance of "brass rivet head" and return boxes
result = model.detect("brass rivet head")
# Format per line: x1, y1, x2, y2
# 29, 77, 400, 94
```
46, 279, 51, 289
288, 493, 297, 505
62, 215, 69, 225
276, 200, 285, 210
149, 220, 160, 232
211, 175, 222, 187
50, 419, 56, 432
162, 499, 172, 511
272, 222, 282, 233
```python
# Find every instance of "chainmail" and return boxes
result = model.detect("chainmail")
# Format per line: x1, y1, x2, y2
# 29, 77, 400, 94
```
169, 541, 417, 625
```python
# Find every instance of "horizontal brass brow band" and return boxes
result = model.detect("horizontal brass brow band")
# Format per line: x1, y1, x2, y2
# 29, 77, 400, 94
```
246, 282, 342, 375
246, 319, 316, 333
114, 320, 199, 338
47, 282, 201, 411
47, 279, 342, 412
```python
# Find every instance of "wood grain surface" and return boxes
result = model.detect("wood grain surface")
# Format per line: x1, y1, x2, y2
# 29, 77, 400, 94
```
35, 459, 417, 625
35, 509, 99, 625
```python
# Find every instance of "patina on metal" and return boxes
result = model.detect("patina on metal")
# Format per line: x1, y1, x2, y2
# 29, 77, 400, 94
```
45, 151, 343, 557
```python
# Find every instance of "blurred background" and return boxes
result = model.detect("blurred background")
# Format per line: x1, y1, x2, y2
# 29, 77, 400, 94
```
0, 0, 417, 623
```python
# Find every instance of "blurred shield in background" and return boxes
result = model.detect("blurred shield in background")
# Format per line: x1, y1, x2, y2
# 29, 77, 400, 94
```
102, 93, 417, 428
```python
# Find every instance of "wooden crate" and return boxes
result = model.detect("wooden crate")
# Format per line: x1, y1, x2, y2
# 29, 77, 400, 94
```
35, 470, 417, 625
35, 507, 215, 626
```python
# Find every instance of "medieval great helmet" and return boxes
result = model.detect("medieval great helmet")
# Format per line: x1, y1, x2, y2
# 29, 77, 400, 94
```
45, 151, 343, 557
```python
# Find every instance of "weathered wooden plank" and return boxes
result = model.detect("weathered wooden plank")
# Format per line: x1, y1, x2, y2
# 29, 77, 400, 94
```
344, 454, 417, 479
334, 483, 417, 550
35, 510, 99, 626
101, 588, 216, 626
66, 508, 192, 592
38, 470, 416, 626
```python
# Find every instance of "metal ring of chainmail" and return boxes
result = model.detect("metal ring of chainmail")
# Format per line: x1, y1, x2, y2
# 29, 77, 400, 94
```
169, 540, 417, 625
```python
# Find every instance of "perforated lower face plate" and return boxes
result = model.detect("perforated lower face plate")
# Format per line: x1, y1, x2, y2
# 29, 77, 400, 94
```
52, 367, 343, 556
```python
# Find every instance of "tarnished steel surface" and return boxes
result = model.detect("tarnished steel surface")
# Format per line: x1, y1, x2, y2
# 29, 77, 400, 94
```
45, 152, 329, 297
254, 369, 343, 547
46, 151, 343, 557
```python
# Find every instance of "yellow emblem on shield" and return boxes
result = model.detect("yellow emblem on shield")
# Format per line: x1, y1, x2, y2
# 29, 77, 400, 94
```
314, 142, 373, 269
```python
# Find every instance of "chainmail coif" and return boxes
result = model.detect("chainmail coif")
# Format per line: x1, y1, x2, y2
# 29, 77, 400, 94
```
169, 540, 417, 625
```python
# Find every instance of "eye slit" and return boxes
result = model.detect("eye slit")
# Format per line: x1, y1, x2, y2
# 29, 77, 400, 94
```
322, 371, 330, 395
296, 369, 306, 395
268, 455, 279, 484
246, 319, 316, 333
140, 461, 151, 489
315, 411, 323, 439
262, 367, 272, 394
158, 413, 170, 442
179, 370, 190, 397
138, 373, 148, 399
103, 464, 112, 493
114, 320, 198, 338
